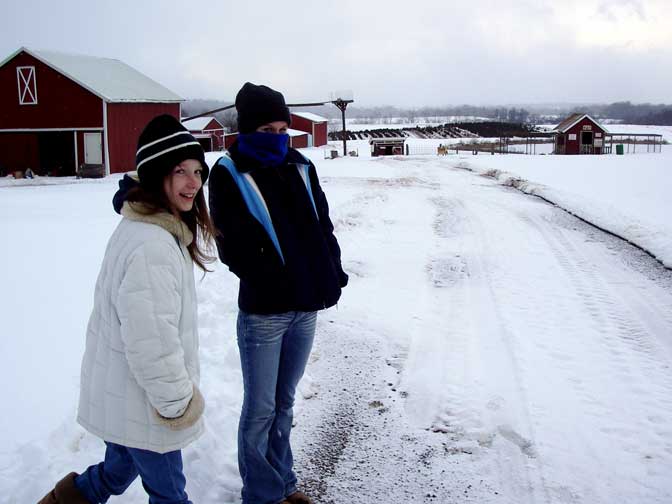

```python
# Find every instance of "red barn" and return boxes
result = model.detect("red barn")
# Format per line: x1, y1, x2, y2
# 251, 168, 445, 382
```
288, 128, 309, 149
553, 113, 608, 155
0, 47, 183, 176
370, 137, 405, 156
290, 112, 328, 147
181, 116, 225, 152
223, 133, 238, 149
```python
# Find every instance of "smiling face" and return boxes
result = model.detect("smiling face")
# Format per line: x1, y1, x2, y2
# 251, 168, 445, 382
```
256, 121, 289, 135
163, 159, 203, 213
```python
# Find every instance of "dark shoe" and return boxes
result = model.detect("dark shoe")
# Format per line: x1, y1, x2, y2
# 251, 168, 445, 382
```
286, 490, 312, 504
38, 472, 89, 504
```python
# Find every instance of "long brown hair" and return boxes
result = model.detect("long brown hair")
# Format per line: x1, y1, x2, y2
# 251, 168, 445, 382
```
125, 175, 216, 272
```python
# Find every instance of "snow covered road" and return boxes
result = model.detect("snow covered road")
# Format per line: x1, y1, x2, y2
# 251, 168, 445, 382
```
2, 154, 672, 503
294, 157, 672, 503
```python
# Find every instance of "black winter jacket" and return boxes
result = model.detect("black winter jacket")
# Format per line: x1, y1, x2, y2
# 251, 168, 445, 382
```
208, 143, 348, 314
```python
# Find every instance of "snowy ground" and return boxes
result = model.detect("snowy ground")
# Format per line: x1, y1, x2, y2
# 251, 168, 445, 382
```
1, 144, 671, 503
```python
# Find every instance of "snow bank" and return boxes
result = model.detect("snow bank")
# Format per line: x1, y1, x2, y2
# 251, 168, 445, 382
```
452, 147, 672, 267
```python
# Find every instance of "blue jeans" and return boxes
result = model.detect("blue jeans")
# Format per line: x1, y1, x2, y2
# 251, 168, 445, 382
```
74, 442, 191, 504
237, 310, 317, 504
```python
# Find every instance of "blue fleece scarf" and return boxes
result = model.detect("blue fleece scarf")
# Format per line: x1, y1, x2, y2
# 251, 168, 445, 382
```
237, 132, 289, 166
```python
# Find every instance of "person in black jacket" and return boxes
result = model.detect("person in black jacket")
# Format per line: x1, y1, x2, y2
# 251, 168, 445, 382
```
208, 83, 347, 504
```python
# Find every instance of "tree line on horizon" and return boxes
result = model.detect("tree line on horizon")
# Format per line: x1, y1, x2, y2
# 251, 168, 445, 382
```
181, 99, 672, 129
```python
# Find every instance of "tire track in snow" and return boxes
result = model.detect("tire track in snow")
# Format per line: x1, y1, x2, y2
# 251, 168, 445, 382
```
453, 194, 552, 504
463, 178, 672, 502
518, 213, 672, 495
292, 176, 499, 503
401, 170, 550, 503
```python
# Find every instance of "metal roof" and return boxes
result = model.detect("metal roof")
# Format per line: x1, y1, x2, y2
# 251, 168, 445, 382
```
291, 111, 328, 123
369, 137, 406, 144
287, 128, 308, 137
553, 113, 608, 134
181, 116, 222, 131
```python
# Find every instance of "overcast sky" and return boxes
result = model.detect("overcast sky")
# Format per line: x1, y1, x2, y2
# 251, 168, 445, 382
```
2, 0, 671, 107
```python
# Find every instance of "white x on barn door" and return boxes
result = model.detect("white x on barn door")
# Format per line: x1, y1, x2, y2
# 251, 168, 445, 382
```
16, 66, 37, 105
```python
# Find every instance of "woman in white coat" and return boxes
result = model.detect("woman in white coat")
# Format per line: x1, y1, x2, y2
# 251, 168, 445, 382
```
39, 115, 215, 504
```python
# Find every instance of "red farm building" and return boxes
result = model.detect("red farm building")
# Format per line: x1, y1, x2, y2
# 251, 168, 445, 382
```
553, 113, 608, 155
223, 133, 238, 149
370, 137, 406, 156
290, 112, 328, 147
181, 116, 225, 152
288, 128, 309, 149
0, 47, 183, 177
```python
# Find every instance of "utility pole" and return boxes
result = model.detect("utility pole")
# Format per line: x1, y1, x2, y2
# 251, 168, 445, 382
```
333, 98, 353, 156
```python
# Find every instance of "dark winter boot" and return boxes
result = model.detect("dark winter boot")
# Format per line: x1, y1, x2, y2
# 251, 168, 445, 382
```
286, 490, 313, 504
38, 472, 90, 504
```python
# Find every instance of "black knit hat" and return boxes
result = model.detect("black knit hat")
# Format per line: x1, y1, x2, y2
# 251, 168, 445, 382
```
135, 114, 209, 186
235, 82, 291, 134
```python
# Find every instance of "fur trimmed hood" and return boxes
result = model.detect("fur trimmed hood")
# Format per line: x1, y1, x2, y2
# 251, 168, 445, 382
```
120, 201, 193, 246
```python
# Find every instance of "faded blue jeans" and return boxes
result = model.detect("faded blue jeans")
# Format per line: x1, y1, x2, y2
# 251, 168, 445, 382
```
74, 442, 191, 504
237, 310, 317, 504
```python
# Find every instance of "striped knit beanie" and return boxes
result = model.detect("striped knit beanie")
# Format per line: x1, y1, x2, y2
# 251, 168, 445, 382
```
135, 114, 209, 186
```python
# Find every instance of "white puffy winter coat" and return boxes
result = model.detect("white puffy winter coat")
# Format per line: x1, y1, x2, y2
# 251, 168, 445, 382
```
77, 203, 204, 453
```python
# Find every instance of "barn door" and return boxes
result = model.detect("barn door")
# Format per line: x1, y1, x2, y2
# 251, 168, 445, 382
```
84, 133, 102, 164
580, 131, 594, 154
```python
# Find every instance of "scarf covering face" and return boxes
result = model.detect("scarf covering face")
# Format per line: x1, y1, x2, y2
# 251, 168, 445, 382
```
237, 132, 289, 166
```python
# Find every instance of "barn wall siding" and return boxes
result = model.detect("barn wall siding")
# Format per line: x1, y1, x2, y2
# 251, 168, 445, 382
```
224, 133, 238, 149
106, 103, 180, 174
0, 51, 103, 130
291, 115, 312, 134
313, 122, 327, 146
204, 119, 224, 150
290, 134, 308, 149
290, 114, 328, 147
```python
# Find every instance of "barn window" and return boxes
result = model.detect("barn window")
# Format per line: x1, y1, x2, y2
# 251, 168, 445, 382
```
17, 66, 38, 105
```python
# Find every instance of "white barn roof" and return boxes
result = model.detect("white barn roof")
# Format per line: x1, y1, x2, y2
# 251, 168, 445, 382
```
291, 111, 328, 123
1, 47, 182, 103
182, 116, 222, 131
287, 128, 308, 137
